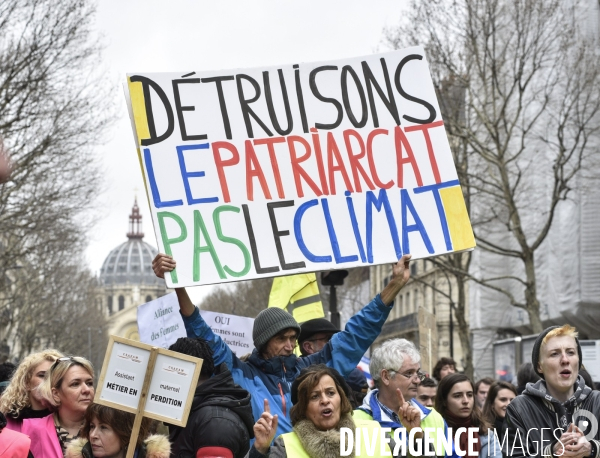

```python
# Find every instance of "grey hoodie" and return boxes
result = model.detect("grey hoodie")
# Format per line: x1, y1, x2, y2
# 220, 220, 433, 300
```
504, 375, 600, 458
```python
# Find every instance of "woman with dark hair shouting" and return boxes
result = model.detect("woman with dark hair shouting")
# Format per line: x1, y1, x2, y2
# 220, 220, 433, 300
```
248, 364, 400, 458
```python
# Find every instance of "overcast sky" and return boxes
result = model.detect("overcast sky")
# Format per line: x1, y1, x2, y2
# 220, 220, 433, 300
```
87, 0, 407, 302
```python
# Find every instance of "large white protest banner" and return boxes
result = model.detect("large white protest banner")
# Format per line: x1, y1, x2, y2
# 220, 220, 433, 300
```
125, 46, 475, 288
137, 293, 186, 348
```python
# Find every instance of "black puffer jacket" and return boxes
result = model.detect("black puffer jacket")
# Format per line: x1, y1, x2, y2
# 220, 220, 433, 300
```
169, 363, 254, 458
504, 376, 600, 458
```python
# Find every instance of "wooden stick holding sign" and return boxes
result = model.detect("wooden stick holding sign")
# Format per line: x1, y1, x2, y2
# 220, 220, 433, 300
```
126, 346, 158, 458
94, 336, 202, 458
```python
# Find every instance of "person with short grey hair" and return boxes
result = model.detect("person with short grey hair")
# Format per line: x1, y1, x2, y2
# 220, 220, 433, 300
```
355, 338, 449, 457
369, 338, 421, 388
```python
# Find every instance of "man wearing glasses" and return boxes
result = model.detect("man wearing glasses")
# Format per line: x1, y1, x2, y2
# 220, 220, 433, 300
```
297, 318, 339, 357
354, 338, 450, 457
298, 318, 369, 406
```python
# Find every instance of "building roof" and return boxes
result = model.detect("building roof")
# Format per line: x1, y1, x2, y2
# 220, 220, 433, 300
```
99, 199, 162, 286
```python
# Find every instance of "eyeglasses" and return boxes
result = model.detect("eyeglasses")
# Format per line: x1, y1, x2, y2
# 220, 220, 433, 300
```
387, 369, 426, 382
50, 356, 83, 370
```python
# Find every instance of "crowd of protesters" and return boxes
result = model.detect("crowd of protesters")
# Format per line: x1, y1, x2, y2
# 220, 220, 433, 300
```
0, 250, 599, 458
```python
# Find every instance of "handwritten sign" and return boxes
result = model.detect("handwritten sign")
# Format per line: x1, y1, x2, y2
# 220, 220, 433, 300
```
199, 310, 254, 355
137, 293, 186, 348
137, 295, 254, 354
125, 46, 475, 287
95, 336, 202, 426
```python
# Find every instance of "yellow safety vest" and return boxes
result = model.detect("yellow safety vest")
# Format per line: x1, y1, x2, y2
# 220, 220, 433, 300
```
353, 407, 447, 456
281, 418, 392, 457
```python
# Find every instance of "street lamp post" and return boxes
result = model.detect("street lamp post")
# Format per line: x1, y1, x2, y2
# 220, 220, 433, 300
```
321, 270, 348, 329
449, 302, 454, 358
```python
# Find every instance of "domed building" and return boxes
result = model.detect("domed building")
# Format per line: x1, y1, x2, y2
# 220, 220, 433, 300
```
99, 199, 168, 340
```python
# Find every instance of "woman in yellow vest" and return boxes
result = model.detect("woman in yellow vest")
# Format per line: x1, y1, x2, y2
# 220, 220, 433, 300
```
248, 364, 394, 458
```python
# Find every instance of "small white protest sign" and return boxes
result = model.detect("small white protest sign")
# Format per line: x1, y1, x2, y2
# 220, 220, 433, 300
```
581, 340, 600, 382
144, 352, 199, 423
97, 339, 151, 412
95, 336, 202, 427
137, 293, 255, 354
200, 310, 254, 355
137, 293, 186, 348
94, 336, 202, 458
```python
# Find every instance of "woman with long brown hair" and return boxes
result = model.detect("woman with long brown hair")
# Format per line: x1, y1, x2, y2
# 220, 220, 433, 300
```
481, 381, 516, 434
435, 373, 501, 458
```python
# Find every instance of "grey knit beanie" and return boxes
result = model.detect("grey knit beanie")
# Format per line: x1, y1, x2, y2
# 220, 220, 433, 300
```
253, 307, 300, 350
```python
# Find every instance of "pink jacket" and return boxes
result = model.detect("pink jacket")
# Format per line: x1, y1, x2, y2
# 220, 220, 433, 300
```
21, 414, 62, 458
0, 427, 31, 458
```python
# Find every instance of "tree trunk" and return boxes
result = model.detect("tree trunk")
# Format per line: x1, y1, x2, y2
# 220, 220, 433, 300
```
523, 251, 543, 333
454, 271, 473, 380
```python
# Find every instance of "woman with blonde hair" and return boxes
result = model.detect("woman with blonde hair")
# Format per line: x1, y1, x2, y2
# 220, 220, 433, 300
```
22, 356, 95, 458
0, 349, 63, 431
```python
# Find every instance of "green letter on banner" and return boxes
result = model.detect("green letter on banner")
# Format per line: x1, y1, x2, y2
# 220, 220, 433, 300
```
193, 210, 226, 282
213, 205, 251, 278
157, 212, 188, 284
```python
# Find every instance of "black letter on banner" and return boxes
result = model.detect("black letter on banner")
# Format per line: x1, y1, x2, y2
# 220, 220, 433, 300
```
362, 59, 400, 126
263, 70, 293, 136
130, 75, 175, 146
267, 200, 306, 271
394, 55, 436, 124
341, 65, 368, 128
309, 66, 343, 130
242, 204, 279, 274
294, 64, 309, 133
236, 74, 273, 138
201, 76, 235, 139
172, 78, 207, 141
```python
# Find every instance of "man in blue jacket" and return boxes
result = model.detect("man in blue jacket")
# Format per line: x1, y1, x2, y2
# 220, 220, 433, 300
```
152, 253, 411, 437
